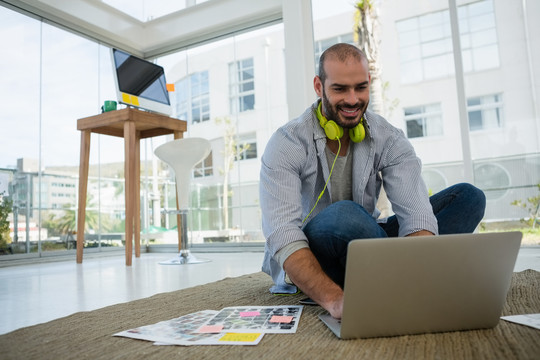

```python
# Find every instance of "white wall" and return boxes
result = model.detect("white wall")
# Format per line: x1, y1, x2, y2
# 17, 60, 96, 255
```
377, 0, 540, 164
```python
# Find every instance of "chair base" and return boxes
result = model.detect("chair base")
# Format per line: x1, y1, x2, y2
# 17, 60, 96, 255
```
159, 250, 211, 265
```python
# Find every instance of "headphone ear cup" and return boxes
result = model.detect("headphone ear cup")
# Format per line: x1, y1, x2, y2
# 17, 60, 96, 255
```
317, 102, 344, 140
324, 120, 344, 140
349, 122, 366, 143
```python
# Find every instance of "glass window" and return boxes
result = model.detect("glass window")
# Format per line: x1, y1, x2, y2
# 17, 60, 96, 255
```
460, 1, 499, 72
229, 58, 255, 113
474, 163, 510, 200
0, 9, 40, 170
314, 33, 355, 73
155, 23, 285, 244
236, 134, 257, 161
422, 169, 448, 195
175, 77, 189, 121
193, 152, 213, 178
396, 0, 499, 83
3, 0, 537, 260
404, 104, 443, 138
467, 94, 503, 131
0, 6, 122, 256
103, 0, 211, 22
175, 70, 210, 124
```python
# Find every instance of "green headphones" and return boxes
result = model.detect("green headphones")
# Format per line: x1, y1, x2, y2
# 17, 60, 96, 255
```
315, 101, 366, 143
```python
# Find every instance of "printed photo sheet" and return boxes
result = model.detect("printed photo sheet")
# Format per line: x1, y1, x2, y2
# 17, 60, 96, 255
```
114, 310, 263, 346
196, 305, 304, 334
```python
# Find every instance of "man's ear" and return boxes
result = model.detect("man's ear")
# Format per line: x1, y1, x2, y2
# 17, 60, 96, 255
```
313, 76, 323, 98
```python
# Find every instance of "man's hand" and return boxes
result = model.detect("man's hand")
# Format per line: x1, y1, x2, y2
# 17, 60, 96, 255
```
283, 248, 344, 319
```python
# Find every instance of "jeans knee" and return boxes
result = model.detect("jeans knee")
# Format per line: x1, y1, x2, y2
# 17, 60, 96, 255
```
456, 183, 486, 218
326, 200, 372, 227
304, 200, 383, 239
461, 183, 486, 206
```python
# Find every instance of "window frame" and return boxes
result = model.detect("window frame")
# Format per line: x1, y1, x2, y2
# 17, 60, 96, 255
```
193, 152, 213, 178
175, 70, 210, 124
229, 57, 255, 113
235, 133, 257, 161
467, 93, 503, 131
396, 0, 499, 84
403, 103, 444, 139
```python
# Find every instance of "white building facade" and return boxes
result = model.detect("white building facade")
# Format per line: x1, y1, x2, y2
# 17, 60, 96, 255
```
160, 0, 538, 240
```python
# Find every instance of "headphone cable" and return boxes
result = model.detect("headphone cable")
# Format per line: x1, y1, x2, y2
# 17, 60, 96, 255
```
302, 137, 341, 224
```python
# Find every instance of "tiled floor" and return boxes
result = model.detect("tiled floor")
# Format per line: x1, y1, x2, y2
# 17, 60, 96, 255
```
0, 251, 265, 335
0, 247, 538, 335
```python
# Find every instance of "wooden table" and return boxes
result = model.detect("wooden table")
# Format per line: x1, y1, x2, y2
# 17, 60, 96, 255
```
76, 108, 187, 265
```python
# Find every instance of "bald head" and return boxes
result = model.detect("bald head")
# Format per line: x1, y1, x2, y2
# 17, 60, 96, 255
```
318, 43, 368, 85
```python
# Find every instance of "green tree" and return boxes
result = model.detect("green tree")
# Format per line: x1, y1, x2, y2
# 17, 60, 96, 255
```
41, 211, 62, 237
0, 192, 13, 251
53, 194, 101, 235
511, 184, 540, 228
215, 117, 250, 230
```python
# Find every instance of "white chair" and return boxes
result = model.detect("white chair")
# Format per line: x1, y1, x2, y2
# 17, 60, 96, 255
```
154, 137, 211, 265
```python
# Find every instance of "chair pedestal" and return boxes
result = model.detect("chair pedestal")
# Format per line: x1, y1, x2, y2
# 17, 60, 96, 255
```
159, 210, 210, 265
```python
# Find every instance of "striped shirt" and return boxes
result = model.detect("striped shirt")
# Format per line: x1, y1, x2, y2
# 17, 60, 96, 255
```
260, 100, 438, 293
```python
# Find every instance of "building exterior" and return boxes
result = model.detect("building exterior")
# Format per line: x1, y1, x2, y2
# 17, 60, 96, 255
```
378, 0, 540, 220
164, 0, 539, 237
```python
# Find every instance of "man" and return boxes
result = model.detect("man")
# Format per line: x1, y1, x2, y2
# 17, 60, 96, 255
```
259, 43, 486, 319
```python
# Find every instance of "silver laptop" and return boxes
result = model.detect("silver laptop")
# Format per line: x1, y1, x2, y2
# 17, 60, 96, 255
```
319, 232, 522, 339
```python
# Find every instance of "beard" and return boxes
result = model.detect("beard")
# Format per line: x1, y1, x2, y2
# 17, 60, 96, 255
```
321, 89, 369, 129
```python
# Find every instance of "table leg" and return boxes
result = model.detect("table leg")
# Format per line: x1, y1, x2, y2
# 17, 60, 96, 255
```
76, 130, 91, 263
134, 131, 141, 257
124, 121, 136, 266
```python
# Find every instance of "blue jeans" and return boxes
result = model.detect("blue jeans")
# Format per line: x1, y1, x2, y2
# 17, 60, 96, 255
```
303, 183, 486, 287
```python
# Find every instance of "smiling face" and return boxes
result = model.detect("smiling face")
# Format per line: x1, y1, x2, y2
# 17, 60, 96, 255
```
314, 55, 371, 131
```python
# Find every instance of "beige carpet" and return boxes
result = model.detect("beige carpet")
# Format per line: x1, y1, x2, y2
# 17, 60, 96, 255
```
1, 270, 539, 360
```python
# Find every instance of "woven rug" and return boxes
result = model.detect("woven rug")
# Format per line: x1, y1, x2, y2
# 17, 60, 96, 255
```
1, 270, 539, 360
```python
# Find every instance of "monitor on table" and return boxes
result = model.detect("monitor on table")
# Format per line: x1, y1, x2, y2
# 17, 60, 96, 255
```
111, 48, 171, 116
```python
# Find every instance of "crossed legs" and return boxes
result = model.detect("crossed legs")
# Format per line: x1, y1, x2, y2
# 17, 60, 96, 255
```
303, 183, 486, 287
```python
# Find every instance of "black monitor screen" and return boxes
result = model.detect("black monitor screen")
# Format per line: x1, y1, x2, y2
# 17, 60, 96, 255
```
112, 48, 170, 105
